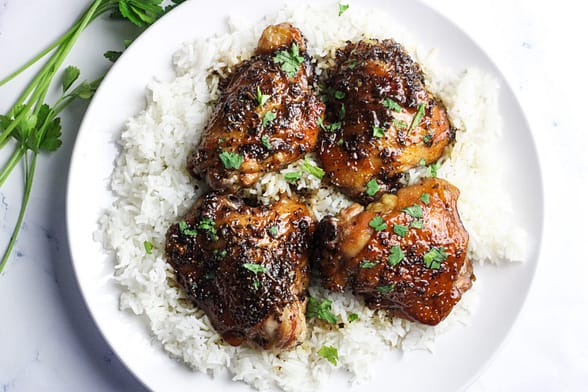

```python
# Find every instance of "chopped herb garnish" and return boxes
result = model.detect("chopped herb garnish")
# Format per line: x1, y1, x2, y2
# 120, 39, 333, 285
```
268, 225, 279, 237
143, 240, 153, 254
273, 42, 304, 78
423, 247, 447, 269
284, 171, 302, 182
423, 133, 433, 144
243, 263, 268, 274
393, 224, 408, 238
382, 98, 402, 112
410, 220, 424, 229
262, 110, 276, 127
261, 135, 272, 150
334, 90, 345, 100
419, 158, 427, 166
213, 249, 227, 258
197, 217, 218, 240
360, 259, 378, 269
377, 283, 395, 294
372, 126, 385, 138
336, 138, 344, 146
307, 297, 337, 324
408, 103, 426, 134
347, 313, 359, 322
318, 116, 341, 132
388, 245, 404, 266
218, 137, 225, 144
252, 278, 260, 290
178, 220, 198, 236
365, 178, 379, 196
256, 86, 270, 107
428, 161, 441, 178
346, 59, 358, 69
339, 104, 346, 120
338, 3, 349, 16
219, 151, 243, 169
369, 216, 387, 231
301, 157, 325, 179
402, 204, 423, 219
392, 119, 408, 129
420, 192, 431, 205
318, 345, 339, 366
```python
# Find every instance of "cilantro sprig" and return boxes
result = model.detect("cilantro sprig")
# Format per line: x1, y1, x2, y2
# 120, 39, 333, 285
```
0, 0, 185, 271
274, 42, 304, 78
306, 296, 337, 324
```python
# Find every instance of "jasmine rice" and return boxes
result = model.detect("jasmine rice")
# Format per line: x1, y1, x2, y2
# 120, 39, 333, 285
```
97, 3, 528, 391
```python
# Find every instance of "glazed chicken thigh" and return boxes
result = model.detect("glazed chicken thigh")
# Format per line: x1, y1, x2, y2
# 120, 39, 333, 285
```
188, 23, 325, 192
313, 178, 473, 325
318, 39, 453, 202
166, 192, 315, 349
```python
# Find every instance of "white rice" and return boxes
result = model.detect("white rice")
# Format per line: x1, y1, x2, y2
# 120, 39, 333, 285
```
97, 3, 527, 391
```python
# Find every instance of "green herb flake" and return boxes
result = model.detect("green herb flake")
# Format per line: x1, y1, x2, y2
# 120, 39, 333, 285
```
339, 104, 346, 120
261, 135, 272, 150
372, 126, 385, 138
419, 158, 427, 166
262, 110, 276, 127
62, 65, 80, 92
393, 224, 409, 238
423, 247, 448, 269
410, 220, 424, 229
346, 59, 358, 70
402, 204, 423, 219
360, 260, 378, 269
392, 119, 408, 130
318, 116, 341, 132
256, 86, 270, 107
336, 138, 344, 146
334, 90, 345, 100
347, 313, 359, 322
388, 245, 404, 266
197, 217, 218, 240
318, 345, 339, 366
382, 98, 402, 112
408, 102, 426, 134
420, 192, 430, 205
369, 216, 387, 231
219, 151, 243, 169
252, 278, 261, 290
103, 50, 122, 63
143, 240, 153, 254
428, 161, 441, 178
284, 171, 302, 182
268, 225, 279, 237
243, 263, 268, 274
365, 178, 379, 196
301, 157, 325, 179
423, 132, 433, 144
178, 220, 198, 236
306, 297, 338, 324
377, 283, 396, 294
338, 3, 349, 16
273, 42, 304, 78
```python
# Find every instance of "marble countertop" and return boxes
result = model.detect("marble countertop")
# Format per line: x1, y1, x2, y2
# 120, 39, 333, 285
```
0, 0, 586, 390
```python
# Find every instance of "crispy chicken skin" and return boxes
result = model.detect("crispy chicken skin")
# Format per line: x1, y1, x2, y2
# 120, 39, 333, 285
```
165, 192, 315, 349
313, 178, 474, 326
318, 39, 454, 203
188, 23, 325, 191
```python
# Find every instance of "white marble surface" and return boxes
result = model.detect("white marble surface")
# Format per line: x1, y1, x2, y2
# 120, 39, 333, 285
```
0, 0, 586, 391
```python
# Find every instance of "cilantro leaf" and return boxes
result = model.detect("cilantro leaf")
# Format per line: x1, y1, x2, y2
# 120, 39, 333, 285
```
143, 240, 153, 254
377, 283, 396, 294
256, 86, 270, 107
338, 3, 349, 16
262, 111, 276, 127
365, 178, 379, 196
178, 220, 198, 236
318, 345, 339, 365
382, 98, 402, 112
420, 192, 430, 205
423, 247, 447, 269
388, 245, 404, 266
347, 313, 359, 322
360, 259, 378, 269
306, 296, 337, 324
428, 161, 441, 177
219, 151, 243, 169
402, 204, 423, 219
408, 102, 426, 134
273, 43, 304, 78
393, 224, 408, 237
243, 263, 268, 274
261, 135, 272, 150
117, 0, 164, 28
301, 157, 325, 179
104, 50, 122, 63
372, 126, 385, 138
369, 216, 387, 231
62, 66, 80, 92
284, 171, 302, 182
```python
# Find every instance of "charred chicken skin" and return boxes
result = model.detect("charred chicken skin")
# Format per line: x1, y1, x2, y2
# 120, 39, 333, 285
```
188, 23, 325, 192
313, 178, 473, 326
165, 192, 315, 349
318, 39, 454, 203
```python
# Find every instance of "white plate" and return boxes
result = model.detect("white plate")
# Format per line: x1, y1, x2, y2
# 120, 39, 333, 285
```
66, 0, 543, 391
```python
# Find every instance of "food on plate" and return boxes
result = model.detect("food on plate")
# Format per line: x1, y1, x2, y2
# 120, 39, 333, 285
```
318, 39, 454, 203
187, 23, 325, 192
165, 192, 315, 349
313, 177, 474, 325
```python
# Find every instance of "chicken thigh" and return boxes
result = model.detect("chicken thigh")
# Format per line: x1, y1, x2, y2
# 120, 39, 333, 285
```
166, 192, 315, 349
313, 177, 473, 325
318, 39, 453, 203
188, 23, 324, 191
